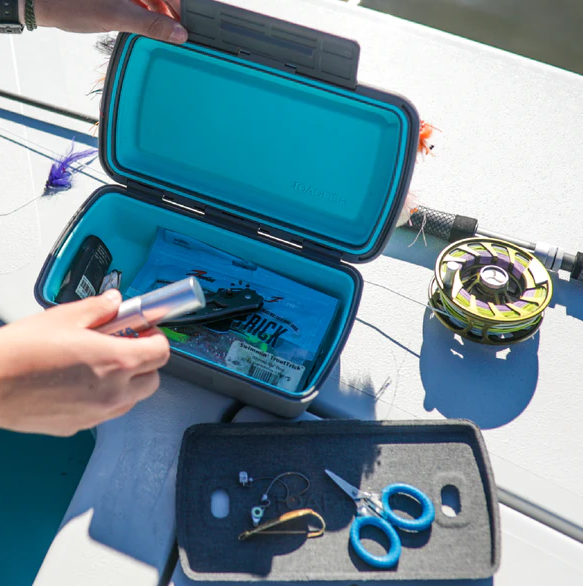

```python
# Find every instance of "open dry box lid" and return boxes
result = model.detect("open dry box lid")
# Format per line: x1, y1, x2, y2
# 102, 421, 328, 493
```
99, 0, 419, 263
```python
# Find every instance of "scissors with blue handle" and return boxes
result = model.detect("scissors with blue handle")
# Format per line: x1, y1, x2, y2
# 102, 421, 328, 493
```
325, 469, 435, 569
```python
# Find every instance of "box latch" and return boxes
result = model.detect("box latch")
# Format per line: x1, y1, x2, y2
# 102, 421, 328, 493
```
181, 0, 360, 90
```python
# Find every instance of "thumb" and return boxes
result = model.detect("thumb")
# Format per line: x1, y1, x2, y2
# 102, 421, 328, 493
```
52, 290, 122, 329
119, 2, 188, 44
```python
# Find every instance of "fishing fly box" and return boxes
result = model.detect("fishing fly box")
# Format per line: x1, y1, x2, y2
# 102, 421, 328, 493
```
34, 0, 419, 417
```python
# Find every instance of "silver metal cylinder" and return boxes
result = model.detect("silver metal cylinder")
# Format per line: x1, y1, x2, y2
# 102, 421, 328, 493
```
479, 265, 509, 291
95, 277, 206, 336
443, 261, 462, 288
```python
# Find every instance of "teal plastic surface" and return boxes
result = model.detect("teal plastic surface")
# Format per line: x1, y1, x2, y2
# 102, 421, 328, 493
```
105, 36, 410, 257
0, 430, 94, 586
41, 190, 355, 396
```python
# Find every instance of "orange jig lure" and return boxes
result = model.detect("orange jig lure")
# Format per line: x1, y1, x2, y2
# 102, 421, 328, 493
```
418, 120, 440, 156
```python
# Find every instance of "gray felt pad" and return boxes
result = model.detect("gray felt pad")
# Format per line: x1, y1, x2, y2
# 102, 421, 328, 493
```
176, 420, 500, 582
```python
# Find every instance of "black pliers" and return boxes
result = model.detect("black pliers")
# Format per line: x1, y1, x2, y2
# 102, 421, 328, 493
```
161, 287, 264, 327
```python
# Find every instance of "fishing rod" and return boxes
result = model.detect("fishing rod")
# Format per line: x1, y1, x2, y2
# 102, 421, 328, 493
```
407, 206, 583, 283
0, 88, 98, 125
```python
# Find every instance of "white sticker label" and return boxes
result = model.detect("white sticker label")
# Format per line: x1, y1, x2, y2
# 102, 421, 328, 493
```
75, 275, 96, 299
226, 341, 305, 392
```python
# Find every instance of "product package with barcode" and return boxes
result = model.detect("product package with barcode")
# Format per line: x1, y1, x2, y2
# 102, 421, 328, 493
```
126, 228, 339, 393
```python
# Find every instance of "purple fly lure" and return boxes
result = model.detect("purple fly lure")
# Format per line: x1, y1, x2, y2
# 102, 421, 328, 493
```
45, 139, 98, 193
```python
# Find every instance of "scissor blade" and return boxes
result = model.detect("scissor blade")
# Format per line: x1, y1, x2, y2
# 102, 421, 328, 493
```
325, 469, 367, 501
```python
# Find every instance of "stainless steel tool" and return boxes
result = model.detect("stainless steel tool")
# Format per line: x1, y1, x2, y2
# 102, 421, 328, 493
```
95, 277, 206, 337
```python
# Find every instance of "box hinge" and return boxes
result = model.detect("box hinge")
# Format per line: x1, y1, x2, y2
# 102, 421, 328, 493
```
126, 180, 165, 200
257, 226, 303, 252
125, 183, 208, 216
126, 181, 343, 263
205, 206, 259, 235
161, 192, 207, 216
302, 240, 343, 264
182, 0, 360, 90
257, 226, 343, 264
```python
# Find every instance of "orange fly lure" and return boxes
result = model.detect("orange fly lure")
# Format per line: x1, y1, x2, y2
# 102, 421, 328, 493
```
418, 120, 440, 156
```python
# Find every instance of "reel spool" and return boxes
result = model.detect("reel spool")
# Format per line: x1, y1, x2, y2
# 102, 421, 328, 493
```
428, 237, 553, 345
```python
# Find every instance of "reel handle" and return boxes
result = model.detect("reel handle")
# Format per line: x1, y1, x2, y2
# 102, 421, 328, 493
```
571, 252, 583, 283
547, 250, 583, 282
408, 206, 478, 243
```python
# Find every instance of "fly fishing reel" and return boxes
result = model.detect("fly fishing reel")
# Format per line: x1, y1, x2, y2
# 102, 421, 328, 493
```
428, 238, 553, 345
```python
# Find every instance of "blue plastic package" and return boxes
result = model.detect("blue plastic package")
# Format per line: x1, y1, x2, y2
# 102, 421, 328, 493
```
126, 228, 339, 393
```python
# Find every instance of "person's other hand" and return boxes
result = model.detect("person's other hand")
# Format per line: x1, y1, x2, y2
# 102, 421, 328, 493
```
0, 289, 170, 436
20, 0, 188, 44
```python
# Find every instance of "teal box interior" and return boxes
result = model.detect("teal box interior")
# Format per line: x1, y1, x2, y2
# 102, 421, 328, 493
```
34, 1, 419, 417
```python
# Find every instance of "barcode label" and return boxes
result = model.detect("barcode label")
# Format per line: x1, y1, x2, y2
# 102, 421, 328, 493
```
75, 275, 96, 299
248, 364, 281, 385
225, 341, 306, 392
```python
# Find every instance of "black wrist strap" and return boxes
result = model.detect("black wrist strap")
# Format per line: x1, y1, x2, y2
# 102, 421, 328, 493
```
25, 0, 36, 30
0, 0, 24, 33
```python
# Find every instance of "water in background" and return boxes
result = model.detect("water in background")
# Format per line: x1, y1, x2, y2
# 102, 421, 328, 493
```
353, 0, 583, 75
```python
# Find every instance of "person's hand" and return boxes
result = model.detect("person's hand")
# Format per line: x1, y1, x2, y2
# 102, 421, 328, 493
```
19, 0, 188, 44
0, 289, 170, 436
